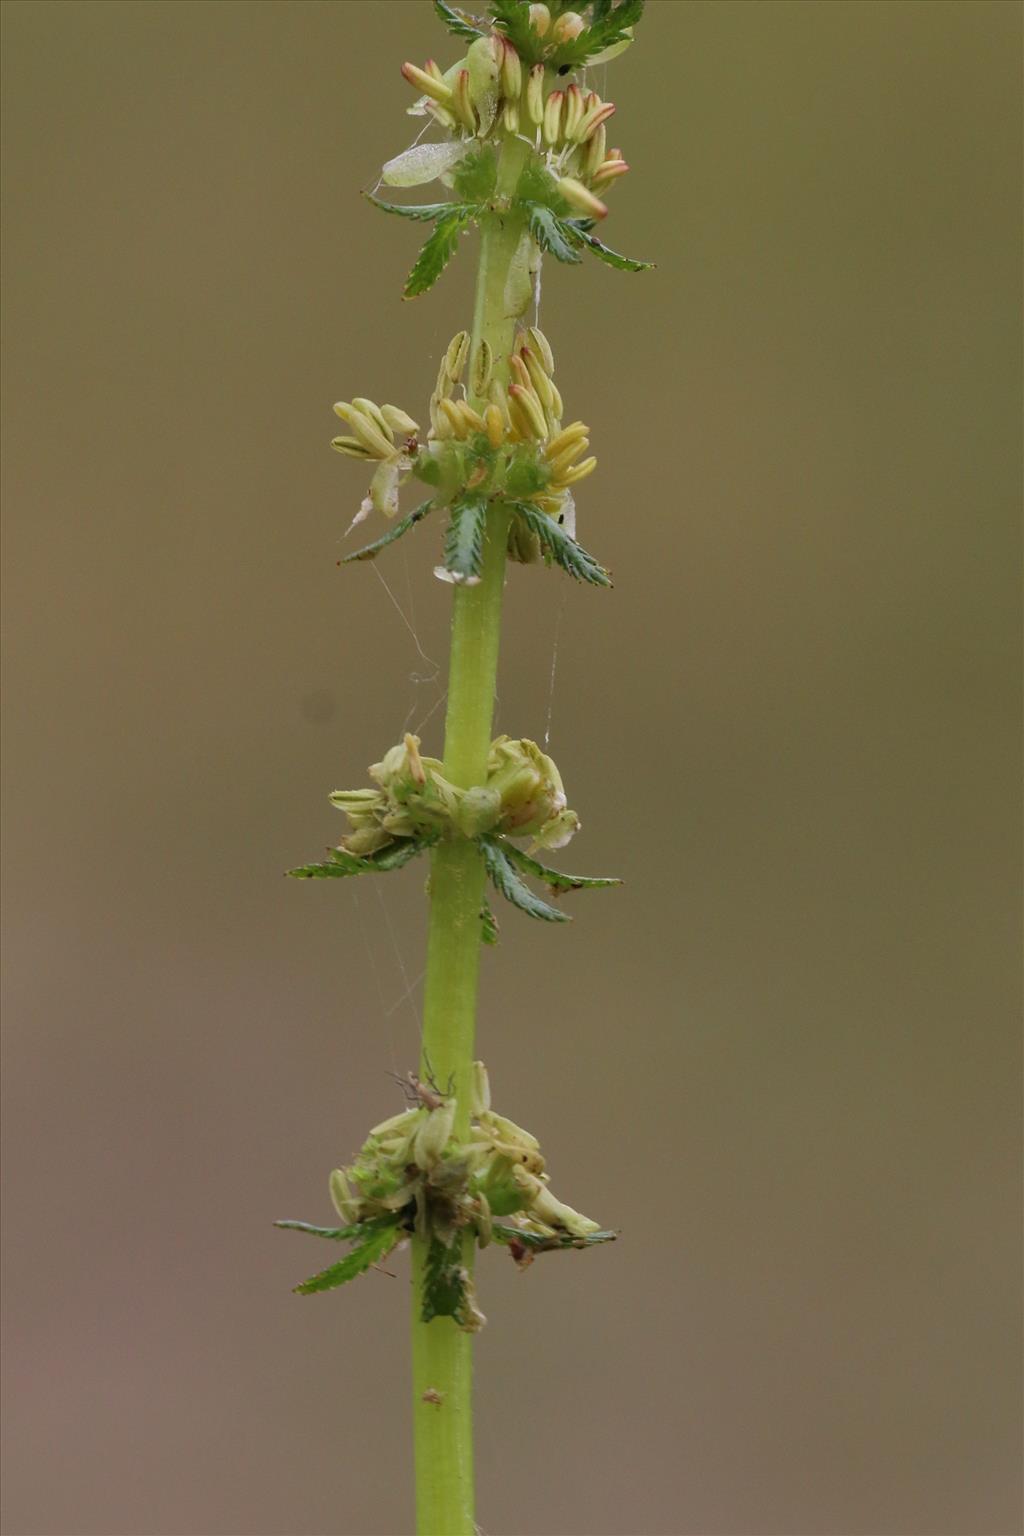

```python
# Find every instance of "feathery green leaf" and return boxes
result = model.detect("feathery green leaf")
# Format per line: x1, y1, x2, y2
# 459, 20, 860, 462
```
490, 1222, 619, 1251
563, 220, 655, 272
287, 835, 436, 881
292, 1218, 403, 1295
527, 204, 583, 265
405, 208, 478, 298
500, 840, 622, 895
342, 500, 435, 564
274, 1220, 366, 1241
509, 501, 612, 587
365, 195, 463, 223
480, 836, 570, 923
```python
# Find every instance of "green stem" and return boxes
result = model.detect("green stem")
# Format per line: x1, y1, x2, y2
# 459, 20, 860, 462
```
410, 132, 530, 1536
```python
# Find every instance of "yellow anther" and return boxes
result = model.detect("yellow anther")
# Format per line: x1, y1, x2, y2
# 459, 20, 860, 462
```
520, 347, 555, 411
380, 404, 419, 437
545, 421, 589, 459
352, 398, 394, 443
483, 404, 505, 449
332, 402, 394, 458
508, 383, 548, 440
456, 401, 486, 435
438, 397, 469, 438
527, 326, 555, 375
331, 435, 374, 460
551, 454, 597, 487
547, 438, 589, 479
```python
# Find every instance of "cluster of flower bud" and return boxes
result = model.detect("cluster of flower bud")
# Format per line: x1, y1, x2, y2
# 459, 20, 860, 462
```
329, 731, 580, 857
421, 325, 595, 513
402, 33, 525, 140
328, 1061, 604, 1263
331, 397, 420, 520
329, 324, 596, 547
400, 16, 629, 217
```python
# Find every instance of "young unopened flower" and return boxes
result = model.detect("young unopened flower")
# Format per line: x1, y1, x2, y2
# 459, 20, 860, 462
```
528, 2, 551, 37
552, 9, 585, 43
486, 736, 579, 849
556, 175, 608, 220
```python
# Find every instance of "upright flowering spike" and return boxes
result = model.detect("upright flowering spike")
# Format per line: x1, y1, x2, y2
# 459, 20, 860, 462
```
293, 7, 651, 1529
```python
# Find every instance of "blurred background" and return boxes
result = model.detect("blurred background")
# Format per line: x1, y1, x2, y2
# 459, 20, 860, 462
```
2, 3, 1021, 1533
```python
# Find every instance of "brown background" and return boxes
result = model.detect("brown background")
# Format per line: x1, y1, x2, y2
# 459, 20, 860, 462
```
2, 3, 1021, 1533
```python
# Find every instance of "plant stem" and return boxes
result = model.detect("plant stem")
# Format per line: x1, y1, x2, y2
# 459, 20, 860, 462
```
410, 131, 530, 1536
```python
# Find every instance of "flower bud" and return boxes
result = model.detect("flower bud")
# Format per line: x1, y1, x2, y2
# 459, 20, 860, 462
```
452, 69, 477, 134
551, 454, 597, 487
333, 402, 395, 459
508, 383, 547, 440
483, 403, 505, 449
584, 122, 607, 177
542, 90, 564, 147
530, 1185, 601, 1237
470, 1061, 491, 1116
439, 397, 469, 439
591, 157, 629, 189
329, 1168, 361, 1224
556, 176, 608, 220
576, 100, 616, 143
474, 1190, 493, 1248
502, 98, 519, 135
351, 397, 393, 442
456, 785, 502, 838
341, 824, 393, 857
412, 1101, 455, 1171
519, 347, 555, 411
544, 420, 588, 460
466, 34, 501, 135
547, 436, 589, 479
331, 434, 374, 460
552, 9, 585, 42
562, 83, 584, 140
508, 518, 542, 564
528, 3, 551, 37
526, 325, 555, 375
499, 38, 522, 100
368, 457, 401, 517
380, 404, 419, 437
401, 61, 455, 105
525, 63, 545, 125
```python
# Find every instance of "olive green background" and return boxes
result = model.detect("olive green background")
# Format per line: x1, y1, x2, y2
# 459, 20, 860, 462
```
2, 2, 1021, 1533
